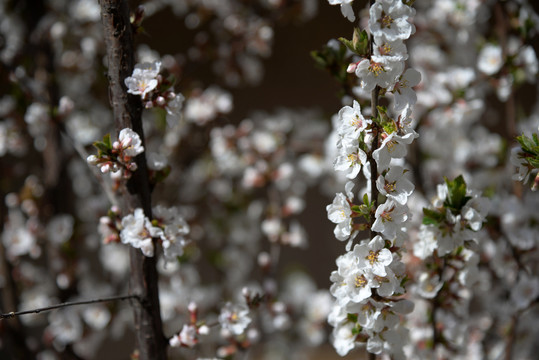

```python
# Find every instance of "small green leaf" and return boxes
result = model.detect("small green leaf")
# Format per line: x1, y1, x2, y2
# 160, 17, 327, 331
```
528, 158, 539, 168
362, 193, 370, 206
103, 133, 112, 148
353, 28, 369, 56
422, 208, 443, 225
517, 134, 537, 154
338, 37, 356, 54
444, 175, 469, 212
93, 141, 110, 155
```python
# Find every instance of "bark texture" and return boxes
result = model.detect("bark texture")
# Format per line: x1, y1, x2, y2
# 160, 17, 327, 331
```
99, 1, 166, 358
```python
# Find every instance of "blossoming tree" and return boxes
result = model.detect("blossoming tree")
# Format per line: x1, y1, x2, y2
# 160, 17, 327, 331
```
1, 0, 538, 359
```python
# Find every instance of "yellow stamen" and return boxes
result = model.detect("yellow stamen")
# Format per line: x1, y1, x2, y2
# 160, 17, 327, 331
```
369, 61, 385, 77
384, 181, 396, 193
367, 250, 378, 265
355, 274, 367, 288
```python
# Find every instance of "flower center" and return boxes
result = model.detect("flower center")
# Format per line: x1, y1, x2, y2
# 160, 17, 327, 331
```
367, 250, 379, 265
351, 114, 363, 128
380, 12, 393, 28
381, 211, 393, 222
369, 61, 385, 76
384, 181, 397, 193
386, 140, 397, 153
354, 274, 367, 288
379, 43, 392, 56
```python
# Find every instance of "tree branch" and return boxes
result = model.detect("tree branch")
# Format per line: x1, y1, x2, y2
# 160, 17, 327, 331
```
0, 294, 139, 320
99, 0, 167, 359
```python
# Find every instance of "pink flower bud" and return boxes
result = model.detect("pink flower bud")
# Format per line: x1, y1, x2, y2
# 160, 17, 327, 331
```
100, 163, 111, 173
347, 62, 359, 73
156, 96, 166, 106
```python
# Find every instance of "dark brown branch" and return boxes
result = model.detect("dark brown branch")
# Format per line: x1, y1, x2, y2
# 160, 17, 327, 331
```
99, 1, 166, 359
368, 89, 381, 239
0, 294, 139, 319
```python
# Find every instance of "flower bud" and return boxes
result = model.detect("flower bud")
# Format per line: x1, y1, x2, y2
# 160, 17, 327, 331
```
188, 301, 198, 313
156, 96, 166, 106
198, 325, 209, 335
100, 163, 111, 173
87, 154, 99, 165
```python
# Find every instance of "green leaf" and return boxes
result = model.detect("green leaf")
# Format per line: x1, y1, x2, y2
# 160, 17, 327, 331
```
444, 175, 469, 211
338, 37, 356, 54
517, 134, 537, 154
103, 133, 112, 148
528, 158, 539, 168
376, 106, 397, 134
422, 208, 443, 226
353, 28, 369, 56
362, 193, 370, 206
93, 141, 110, 155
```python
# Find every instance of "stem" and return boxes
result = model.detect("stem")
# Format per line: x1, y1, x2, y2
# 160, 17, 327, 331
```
99, 1, 166, 359
0, 294, 139, 319
369, 352, 377, 360
430, 256, 446, 350
368, 88, 380, 238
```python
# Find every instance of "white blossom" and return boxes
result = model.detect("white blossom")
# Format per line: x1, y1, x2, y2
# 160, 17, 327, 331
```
371, 200, 409, 239
477, 44, 503, 75
355, 57, 404, 92
369, 0, 416, 42
118, 128, 144, 157
326, 193, 353, 241
120, 208, 162, 257
376, 166, 414, 205
328, 0, 356, 22
353, 235, 393, 276
218, 302, 251, 335
389, 68, 421, 111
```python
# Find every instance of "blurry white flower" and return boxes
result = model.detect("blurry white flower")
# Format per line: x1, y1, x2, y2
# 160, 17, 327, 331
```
477, 44, 503, 75
218, 302, 251, 335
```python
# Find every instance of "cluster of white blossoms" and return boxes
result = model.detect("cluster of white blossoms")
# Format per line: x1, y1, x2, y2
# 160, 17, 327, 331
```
125, 60, 185, 121
326, 0, 419, 358
86, 128, 144, 178
414, 178, 490, 260
410, 176, 490, 358
119, 206, 190, 259
125, 60, 161, 99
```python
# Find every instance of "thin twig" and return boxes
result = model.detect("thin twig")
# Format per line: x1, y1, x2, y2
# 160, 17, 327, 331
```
0, 294, 139, 319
